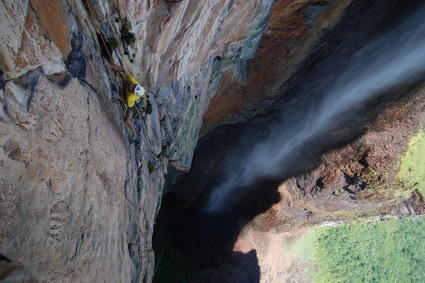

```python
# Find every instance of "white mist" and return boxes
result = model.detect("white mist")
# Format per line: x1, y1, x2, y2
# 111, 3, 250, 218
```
206, 7, 425, 212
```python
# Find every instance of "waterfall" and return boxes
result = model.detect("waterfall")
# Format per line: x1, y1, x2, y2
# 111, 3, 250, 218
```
205, 6, 425, 212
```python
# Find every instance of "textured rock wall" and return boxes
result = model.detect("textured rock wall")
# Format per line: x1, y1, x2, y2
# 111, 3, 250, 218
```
0, 0, 167, 281
0, 63, 165, 282
3, 0, 423, 281
201, 0, 352, 135
1, 76, 131, 281
122, 0, 275, 170
0, 0, 288, 281
0, 0, 67, 78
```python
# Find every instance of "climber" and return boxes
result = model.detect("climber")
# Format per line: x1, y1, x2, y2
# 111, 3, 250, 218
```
106, 62, 147, 143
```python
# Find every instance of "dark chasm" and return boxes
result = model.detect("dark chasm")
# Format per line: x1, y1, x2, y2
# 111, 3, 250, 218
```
153, 0, 425, 282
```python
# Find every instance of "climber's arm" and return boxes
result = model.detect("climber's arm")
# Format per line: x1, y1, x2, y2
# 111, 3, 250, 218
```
106, 62, 126, 73
115, 95, 126, 104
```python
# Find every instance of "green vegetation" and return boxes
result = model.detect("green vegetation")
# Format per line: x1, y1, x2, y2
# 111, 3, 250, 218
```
145, 98, 153, 114
107, 37, 119, 50
177, 97, 198, 166
398, 128, 425, 197
148, 160, 155, 174
183, 99, 196, 138
289, 216, 425, 283
314, 217, 425, 282
120, 20, 136, 46
285, 128, 425, 282
289, 228, 316, 261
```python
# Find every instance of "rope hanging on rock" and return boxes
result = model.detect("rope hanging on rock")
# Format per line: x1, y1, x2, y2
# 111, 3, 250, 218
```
83, 0, 114, 62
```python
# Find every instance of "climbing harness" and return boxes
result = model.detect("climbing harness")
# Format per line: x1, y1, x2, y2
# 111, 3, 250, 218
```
134, 104, 143, 117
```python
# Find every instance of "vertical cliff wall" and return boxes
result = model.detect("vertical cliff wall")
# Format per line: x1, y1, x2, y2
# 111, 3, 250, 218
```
2, 0, 424, 282
123, 0, 276, 171
0, 0, 166, 281
1, 0, 293, 281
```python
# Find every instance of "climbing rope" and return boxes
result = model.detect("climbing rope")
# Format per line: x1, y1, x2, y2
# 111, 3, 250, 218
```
83, 0, 114, 62
153, 242, 167, 278
83, 0, 163, 102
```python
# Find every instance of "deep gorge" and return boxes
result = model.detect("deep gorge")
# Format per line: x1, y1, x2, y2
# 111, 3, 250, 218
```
156, 0, 425, 281
1, 0, 425, 282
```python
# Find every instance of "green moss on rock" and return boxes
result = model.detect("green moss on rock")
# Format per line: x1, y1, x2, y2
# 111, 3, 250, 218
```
107, 37, 119, 50
148, 161, 155, 174
398, 128, 425, 197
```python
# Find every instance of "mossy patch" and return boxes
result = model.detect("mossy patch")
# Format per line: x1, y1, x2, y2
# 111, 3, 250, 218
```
398, 128, 425, 197
107, 37, 119, 50
148, 161, 155, 174
145, 98, 153, 114
177, 97, 199, 167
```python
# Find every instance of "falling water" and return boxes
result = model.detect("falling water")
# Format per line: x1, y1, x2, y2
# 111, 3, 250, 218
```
206, 7, 425, 212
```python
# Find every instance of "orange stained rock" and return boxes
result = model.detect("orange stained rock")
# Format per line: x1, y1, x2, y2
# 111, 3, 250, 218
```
29, 0, 70, 57
200, 0, 351, 136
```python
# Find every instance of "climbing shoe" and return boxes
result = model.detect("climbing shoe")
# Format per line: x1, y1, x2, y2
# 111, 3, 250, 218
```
129, 135, 137, 144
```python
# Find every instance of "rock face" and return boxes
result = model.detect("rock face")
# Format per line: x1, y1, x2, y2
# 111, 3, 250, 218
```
0, 66, 165, 282
125, 0, 276, 171
0, 0, 282, 281
0, 0, 68, 78
1, 77, 130, 281
201, 0, 352, 135
1, 0, 425, 282
0, 1, 167, 281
